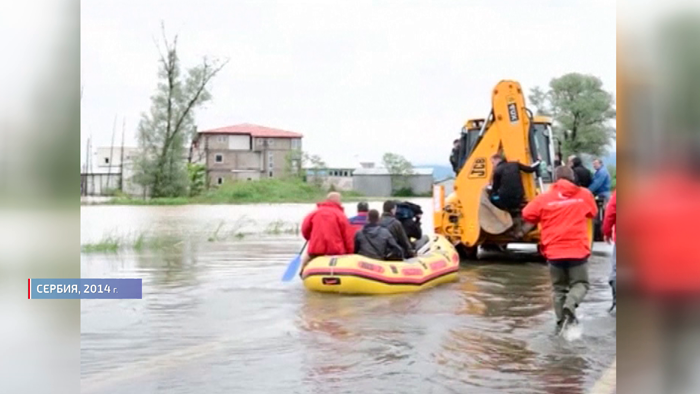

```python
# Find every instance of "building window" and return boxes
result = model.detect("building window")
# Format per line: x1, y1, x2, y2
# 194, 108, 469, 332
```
215, 154, 223, 163
343, 171, 349, 177
247, 178, 252, 181
217, 177, 223, 185
267, 151, 274, 170
257, 138, 264, 146
268, 171, 273, 177
267, 138, 275, 147
104, 157, 109, 164
291, 139, 301, 150
217, 136, 227, 143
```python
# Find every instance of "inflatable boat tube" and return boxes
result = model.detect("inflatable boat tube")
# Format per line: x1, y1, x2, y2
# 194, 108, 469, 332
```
301, 234, 460, 294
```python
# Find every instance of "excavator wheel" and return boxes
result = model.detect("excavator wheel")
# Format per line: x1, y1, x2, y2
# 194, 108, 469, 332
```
456, 244, 478, 262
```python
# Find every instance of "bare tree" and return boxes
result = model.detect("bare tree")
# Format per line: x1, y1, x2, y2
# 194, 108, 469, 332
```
134, 23, 228, 197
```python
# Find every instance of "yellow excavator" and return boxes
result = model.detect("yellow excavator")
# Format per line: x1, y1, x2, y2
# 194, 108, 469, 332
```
433, 80, 593, 260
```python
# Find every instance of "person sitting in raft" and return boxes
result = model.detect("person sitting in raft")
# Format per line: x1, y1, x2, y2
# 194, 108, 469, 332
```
354, 209, 403, 260
396, 201, 429, 251
300, 192, 355, 272
379, 200, 415, 260
348, 201, 369, 236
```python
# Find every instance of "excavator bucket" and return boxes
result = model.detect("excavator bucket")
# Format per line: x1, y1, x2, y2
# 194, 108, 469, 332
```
478, 187, 513, 235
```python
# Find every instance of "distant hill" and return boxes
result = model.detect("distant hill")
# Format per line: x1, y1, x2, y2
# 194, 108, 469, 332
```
415, 164, 454, 181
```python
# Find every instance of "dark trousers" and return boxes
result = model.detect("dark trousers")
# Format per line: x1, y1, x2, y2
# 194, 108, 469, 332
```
548, 259, 590, 323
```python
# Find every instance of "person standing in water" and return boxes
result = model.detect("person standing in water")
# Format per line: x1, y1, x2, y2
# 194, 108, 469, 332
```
521, 166, 598, 333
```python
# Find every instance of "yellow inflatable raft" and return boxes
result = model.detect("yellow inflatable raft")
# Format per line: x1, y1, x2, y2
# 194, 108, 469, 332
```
301, 234, 460, 295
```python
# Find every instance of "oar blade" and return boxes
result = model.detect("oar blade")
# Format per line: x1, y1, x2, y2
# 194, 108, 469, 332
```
281, 255, 302, 282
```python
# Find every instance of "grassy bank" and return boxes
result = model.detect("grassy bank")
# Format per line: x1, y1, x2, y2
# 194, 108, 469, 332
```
104, 179, 369, 205
81, 217, 302, 253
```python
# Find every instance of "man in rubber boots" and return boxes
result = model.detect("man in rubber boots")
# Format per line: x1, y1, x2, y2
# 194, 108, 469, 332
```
602, 190, 617, 311
379, 200, 415, 260
354, 209, 403, 260
348, 201, 369, 236
300, 192, 355, 272
521, 166, 598, 333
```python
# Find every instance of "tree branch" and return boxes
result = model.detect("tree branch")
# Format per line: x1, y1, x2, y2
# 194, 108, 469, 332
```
170, 58, 229, 142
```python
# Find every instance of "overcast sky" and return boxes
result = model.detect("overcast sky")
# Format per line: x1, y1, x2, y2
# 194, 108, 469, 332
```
81, 0, 616, 167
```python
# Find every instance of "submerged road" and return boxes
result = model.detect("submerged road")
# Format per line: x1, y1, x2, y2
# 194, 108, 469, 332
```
81, 203, 616, 393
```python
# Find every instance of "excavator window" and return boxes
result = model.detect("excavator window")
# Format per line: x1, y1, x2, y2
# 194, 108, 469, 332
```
457, 127, 481, 171
531, 123, 554, 183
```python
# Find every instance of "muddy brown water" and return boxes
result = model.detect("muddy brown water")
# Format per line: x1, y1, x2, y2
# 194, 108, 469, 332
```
81, 198, 616, 394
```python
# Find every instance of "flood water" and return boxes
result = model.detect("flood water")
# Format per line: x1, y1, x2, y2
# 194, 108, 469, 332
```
80, 198, 616, 394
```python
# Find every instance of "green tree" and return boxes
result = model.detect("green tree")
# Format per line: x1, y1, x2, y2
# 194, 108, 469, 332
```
608, 164, 616, 191
528, 86, 551, 116
528, 73, 616, 158
382, 152, 414, 193
283, 149, 304, 179
134, 24, 228, 198
187, 163, 206, 197
303, 153, 327, 187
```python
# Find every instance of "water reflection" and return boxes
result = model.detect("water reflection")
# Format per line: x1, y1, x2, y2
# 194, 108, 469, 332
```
538, 353, 589, 394
435, 262, 567, 392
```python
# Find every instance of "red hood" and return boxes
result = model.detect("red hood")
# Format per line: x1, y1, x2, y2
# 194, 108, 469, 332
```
317, 200, 344, 211
551, 179, 581, 198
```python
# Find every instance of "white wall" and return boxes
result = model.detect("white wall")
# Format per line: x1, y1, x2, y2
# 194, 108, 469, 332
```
228, 135, 251, 150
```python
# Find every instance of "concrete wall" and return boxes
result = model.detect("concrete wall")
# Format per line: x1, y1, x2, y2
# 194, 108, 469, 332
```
201, 135, 302, 180
306, 175, 354, 191
352, 174, 434, 196
93, 147, 141, 169
353, 175, 393, 197
81, 160, 148, 197
206, 135, 252, 150
408, 175, 434, 195
209, 170, 261, 185
208, 151, 262, 170
81, 173, 121, 196
436, 178, 455, 195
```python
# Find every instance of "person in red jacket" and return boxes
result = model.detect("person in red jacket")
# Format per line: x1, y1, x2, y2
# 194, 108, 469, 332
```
602, 191, 616, 311
522, 166, 598, 333
300, 192, 354, 272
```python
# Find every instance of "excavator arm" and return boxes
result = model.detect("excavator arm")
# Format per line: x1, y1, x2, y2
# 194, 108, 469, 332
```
435, 80, 556, 250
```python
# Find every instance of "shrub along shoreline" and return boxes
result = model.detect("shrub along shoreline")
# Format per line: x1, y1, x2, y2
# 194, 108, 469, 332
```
92, 179, 378, 206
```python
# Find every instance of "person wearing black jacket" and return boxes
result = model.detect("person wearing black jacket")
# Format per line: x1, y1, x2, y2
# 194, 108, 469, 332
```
379, 200, 415, 259
449, 139, 461, 174
354, 209, 403, 260
397, 202, 429, 250
489, 154, 541, 211
569, 156, 593, 188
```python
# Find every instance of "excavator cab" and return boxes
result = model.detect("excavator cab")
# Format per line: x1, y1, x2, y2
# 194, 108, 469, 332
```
433, 80, 572, 260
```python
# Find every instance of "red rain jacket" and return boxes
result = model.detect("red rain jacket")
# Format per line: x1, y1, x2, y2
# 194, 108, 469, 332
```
602, 191, 616, 242
301, 200, 354, 256
625, 172, 700, 295
522, 179, 598, 261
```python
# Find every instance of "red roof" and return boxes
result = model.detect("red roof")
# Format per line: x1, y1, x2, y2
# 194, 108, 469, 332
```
197, 123, 303, 138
